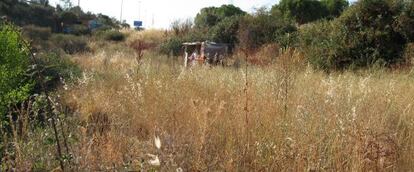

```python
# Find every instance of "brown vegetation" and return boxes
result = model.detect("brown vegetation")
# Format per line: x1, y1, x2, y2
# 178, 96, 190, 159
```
51, 31, 414, 171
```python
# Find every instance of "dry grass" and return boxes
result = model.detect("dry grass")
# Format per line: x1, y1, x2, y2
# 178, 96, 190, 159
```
58, 38, 414, 171
123, 29, 169, 45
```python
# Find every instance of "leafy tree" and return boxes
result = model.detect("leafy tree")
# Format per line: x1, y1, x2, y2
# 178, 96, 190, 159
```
276, 0, 329, 24
393, 0, 414, 42
194, 4, 246, 28
208, 16, 240, 46
60, 11, 79, 25
0, 0, 19, 16
28, 4, 56, 28
96, 14, 120, 29
68, 6, 84, 16
238, 8, 296, 50
321, 0, 349, 18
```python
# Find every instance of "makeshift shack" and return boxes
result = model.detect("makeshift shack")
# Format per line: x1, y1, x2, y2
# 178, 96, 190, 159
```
183, 41, 229, 67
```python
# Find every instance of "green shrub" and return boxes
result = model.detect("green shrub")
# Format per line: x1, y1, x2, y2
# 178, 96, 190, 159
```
0, 23, 34, 116
70, 24, 90, 36
159, 35, 184, 56
94, 30, 125, 41
393, 1, 414, 42
59, 11, 79, 25
209, 16, 240, 46
35, 52, 81, 90
300, 0, 410, 71
321, 0, 349, 18
159, 29, 209, 56
299, 20, 347, 70
50, 34, 89, 54
104, 30, 125, 41
238, 8, 297, 50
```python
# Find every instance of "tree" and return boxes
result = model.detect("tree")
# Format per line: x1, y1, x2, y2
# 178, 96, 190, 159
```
60, 11, 79, 25
275, 0, 329, 24
32, 0, 49, 6
28, 4, 56, 28
0, 0, 19, 16
238, 7, 296, 50
60, 0, 72, 9
194, 4, 246, 28
68, 6, 84, 16
208, 16, 241, 46
96, 14, 120, 29
321, 0, 349, 18
394, 0, 414, 42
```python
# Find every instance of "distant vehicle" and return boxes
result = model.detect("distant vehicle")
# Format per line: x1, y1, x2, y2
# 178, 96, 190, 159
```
183, 41, 229, 67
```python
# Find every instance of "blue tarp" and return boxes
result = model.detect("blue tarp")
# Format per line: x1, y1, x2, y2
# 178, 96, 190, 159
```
88, 19, 102, 30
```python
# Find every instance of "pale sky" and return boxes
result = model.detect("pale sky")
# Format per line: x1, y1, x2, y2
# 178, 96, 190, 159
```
49, 0, 277, 29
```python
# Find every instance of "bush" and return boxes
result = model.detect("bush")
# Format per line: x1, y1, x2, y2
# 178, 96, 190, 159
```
299, 20, 347, 70
393, 1, 414, 42
59, 11, 79, 25
159, 35, 184, 56
159, 28, 209, 56
300, 0, 411, 70
321, 0, 349, 18
69, 24, 91, 36
104, 30, 125, 41
208, 16, 240, 47
0, 23, 34, 115
35, 52, 81, 90
50, 34, 89, 54
238, 8, 297, 50
94, 30, 125, 42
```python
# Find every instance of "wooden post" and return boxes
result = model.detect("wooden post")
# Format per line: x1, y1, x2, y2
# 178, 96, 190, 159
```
184, 46, 188, 67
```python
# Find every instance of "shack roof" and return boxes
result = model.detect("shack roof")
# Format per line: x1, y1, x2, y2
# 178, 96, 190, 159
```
182, 42, 202, 46
182, 41, 229, 46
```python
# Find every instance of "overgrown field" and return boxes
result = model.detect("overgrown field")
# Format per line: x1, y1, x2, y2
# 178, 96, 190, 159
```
2, 0, 414, 171
56, 39, 414, 171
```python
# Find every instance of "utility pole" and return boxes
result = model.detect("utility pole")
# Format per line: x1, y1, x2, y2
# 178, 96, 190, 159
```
152, 13, 154, 28
120, 0, 124, 22
138, 0, 141, 20
78, 0, 80, 6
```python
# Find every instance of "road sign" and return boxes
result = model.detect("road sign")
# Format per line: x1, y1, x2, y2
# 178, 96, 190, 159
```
134, 21, 143, 27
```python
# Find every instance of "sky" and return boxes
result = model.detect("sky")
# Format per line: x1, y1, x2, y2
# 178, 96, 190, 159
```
49, 0, 277, 29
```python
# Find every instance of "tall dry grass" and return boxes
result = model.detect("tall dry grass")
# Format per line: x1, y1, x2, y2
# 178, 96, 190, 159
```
59, 32, 414, 171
